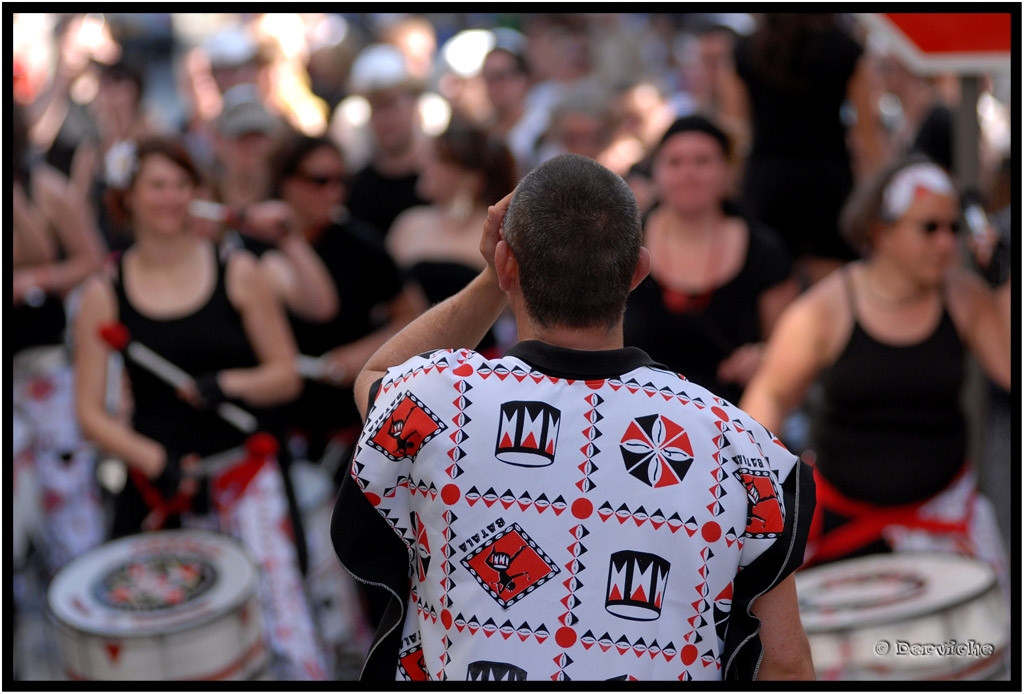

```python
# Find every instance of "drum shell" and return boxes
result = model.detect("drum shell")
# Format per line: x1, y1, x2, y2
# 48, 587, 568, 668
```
51, 596, 265, 680
797, 553, 1009, 681
48, 530, 267, 681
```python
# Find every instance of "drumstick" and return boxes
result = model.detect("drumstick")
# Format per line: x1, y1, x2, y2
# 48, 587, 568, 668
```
98, 322, 258, 433
295, 354, 328, 380
184, 433, 279, 479
183, 445, 246, 479
189, 198, 229, 222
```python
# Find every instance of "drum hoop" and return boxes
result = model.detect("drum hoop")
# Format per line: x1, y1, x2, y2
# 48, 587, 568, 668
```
799, 553, 1000, 633
48, 531, 260, 637
46, 578, 261, 638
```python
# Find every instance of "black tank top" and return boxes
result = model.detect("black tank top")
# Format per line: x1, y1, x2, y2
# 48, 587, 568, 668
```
114, 244, 258, 457
812, 271, 966, 506
408, 260, 498, 353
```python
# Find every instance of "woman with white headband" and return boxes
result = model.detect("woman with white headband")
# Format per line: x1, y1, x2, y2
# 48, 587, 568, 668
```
740, 156, 1011, 580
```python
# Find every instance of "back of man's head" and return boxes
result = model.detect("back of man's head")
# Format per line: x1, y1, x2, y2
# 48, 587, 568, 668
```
504, 154, 642, 331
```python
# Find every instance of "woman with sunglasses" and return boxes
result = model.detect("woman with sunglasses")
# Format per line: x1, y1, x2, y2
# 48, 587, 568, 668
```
269, 134, 425, 471
740, 156, 1011, 579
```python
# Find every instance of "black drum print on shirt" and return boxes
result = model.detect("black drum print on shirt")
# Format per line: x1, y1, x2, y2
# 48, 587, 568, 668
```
467, 660, 528, 681
495, 401, 560, 467
605, 550, 671, 621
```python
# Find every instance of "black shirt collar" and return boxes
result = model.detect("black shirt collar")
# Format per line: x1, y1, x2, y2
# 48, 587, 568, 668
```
504, 340, 662, 380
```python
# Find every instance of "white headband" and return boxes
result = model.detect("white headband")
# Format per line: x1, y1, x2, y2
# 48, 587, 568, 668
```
881, 163, 956, 221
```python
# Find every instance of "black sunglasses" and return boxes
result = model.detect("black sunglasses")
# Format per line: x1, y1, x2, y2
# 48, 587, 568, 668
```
296, 172, 347, 188
917, 219, 961, 235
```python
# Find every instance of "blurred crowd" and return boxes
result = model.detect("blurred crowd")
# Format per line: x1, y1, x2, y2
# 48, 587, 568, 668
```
11, 11, 1013, 682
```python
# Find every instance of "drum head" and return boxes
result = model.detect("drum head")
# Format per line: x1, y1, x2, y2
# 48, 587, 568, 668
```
796, 553, 996, 632
48, 530, 258, 638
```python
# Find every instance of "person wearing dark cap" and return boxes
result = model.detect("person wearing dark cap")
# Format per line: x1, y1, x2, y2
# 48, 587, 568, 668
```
623, 115, 798, 405
344, 43, 429, 237
211, 84, 281, 212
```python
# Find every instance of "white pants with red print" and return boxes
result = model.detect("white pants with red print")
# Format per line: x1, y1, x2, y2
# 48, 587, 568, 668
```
13, 347, 105, 574
207, 440, 328, 681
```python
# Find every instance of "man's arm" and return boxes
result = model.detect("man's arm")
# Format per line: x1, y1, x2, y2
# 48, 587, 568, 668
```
354, 194, 514, 419
752, 574, 816, 680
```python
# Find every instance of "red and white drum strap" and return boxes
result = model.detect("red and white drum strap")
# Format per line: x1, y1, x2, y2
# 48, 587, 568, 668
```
213, 454, 328, 681
13, 354, 105, 573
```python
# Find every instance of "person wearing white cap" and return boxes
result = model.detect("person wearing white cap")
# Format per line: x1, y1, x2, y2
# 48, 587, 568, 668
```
344, 43, 429, 237
741, 156, 1011, 594
203, 26, 261, 95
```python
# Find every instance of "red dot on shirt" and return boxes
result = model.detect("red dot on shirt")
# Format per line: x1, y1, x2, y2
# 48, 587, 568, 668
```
701, 521, 722, 543
441, 484, 461, 505
555, 626, 577, 648
571, 498, 593, 519
441, 609, 453, 630
711, 406, 729, 421
365, 493, 381, 507
682, 644, 699, 666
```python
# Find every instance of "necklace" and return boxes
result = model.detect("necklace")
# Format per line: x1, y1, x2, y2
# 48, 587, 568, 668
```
650, 212, 722, 315
860, 266, 932, 310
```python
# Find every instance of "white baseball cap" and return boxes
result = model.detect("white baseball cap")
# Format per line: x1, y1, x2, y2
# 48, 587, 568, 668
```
348, 43, 420, 95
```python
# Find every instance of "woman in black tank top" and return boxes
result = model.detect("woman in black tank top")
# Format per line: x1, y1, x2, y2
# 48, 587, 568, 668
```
73, 137, 332, 680
740, 156, 1011, 570
74, 136, 301, 533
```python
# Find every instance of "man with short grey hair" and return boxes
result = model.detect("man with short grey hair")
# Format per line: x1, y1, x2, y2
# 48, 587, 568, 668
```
333, 153, 815, 681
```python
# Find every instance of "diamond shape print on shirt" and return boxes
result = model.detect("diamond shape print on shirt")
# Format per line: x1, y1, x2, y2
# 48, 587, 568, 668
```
734, 468, 785, 538
398, 643, 428, 681
368, 392, 447, 461
619, 414, 694, 488
462, 524, 560, 609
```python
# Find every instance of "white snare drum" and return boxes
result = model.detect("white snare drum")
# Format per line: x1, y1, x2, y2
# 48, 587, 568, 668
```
797, 553, 1008, 681
48, 530, 267, 681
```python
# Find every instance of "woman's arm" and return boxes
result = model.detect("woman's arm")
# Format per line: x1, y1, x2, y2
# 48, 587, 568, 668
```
321, 283, 428, 388
947, 267, 1011, 391
752, 574, 816, 680
13, 183, 57, 266
241, 200, 340, 322
717, 276, 800, 388
740, 291, 834, 433
219, 250, 303, 406
27, 164, 107, 296
74, 276, 167, 478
